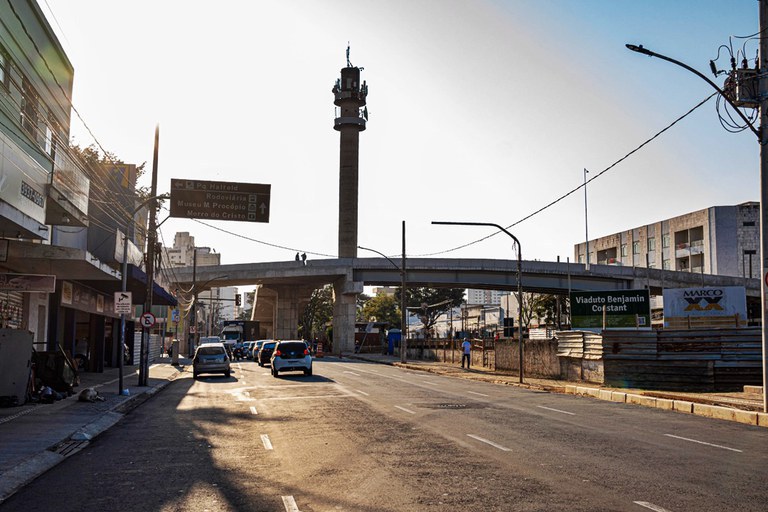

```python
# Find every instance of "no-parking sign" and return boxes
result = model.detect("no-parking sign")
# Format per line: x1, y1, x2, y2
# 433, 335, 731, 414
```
140, 312, 156, 328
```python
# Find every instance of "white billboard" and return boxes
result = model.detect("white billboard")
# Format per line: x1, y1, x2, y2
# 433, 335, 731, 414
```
662, 286, 747, 326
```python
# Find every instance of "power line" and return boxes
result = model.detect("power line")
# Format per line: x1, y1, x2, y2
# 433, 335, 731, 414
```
414, 92, 718, 257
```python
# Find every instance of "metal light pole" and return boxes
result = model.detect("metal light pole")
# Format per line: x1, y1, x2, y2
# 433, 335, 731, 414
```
584, 168, 590, 270
432, 221, 524, 383
358, 220, 408, 363
626, 28, 767, 412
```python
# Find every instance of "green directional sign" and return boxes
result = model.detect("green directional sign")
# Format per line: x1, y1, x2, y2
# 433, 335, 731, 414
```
570, 289, 650, 330
169, 179, 271, 223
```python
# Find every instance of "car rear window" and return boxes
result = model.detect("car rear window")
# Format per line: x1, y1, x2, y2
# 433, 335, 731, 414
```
278, 342, 307, 353
263, 342, 276, 349
198, 346, 225, 356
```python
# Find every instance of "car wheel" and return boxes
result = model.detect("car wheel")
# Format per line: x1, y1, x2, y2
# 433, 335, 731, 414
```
304, 366, 312, 376
258, 362, 263, 367
193, 372, 198, 379
225, 370, 231, 378
272, 367, 279, 378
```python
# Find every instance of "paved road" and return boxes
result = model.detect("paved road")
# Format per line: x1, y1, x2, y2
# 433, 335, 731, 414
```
2, 358, 766, 511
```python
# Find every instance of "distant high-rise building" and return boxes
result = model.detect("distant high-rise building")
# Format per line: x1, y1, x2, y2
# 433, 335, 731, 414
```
466, 289, 504, 305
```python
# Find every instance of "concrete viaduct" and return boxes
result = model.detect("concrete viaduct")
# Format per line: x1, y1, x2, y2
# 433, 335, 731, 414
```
171, 258, 759, 355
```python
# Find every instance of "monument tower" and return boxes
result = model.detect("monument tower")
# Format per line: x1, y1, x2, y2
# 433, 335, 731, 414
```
333, 47, 368, 258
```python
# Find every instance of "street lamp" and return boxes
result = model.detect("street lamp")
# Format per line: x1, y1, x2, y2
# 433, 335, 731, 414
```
118, 192, 170, 395
358, 220, 407, 362
432, 221, 525, 383
626, 38, 767, 413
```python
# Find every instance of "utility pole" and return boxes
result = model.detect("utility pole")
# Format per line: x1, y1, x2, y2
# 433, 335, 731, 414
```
759, 0, 768, 413
138, 125, 160, 387
584, 168, 590, 270
401, 220, 407, 363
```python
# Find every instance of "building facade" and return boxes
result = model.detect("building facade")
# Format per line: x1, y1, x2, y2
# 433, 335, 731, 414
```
574, 202, 760, 279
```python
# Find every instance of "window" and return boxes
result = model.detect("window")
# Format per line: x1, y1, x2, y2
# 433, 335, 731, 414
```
621, 244, 627, 257
0, 50, 7, 88
20, 77, 38, 138
632, 241, 640, 254
663, 259, 671, 270
647, 237, 656, 252
662, 233, 670, 248
44, 125, 53, 156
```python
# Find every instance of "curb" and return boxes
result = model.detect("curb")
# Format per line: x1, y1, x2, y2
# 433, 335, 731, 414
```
0, 369, 181, 505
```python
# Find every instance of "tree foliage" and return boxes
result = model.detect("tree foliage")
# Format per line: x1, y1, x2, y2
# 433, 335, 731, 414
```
298, 285, 334, 340
395, 287, 464, 336
518, 292, 569, 328
360, 293, 401, 328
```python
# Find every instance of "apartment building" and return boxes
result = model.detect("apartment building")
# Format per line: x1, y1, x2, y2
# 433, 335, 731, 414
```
574, 202, 759, 278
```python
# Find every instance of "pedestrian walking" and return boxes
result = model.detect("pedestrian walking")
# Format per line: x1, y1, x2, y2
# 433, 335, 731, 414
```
301, 252, 307, 265
461, 338, 471, 369
295, 252, 300, 261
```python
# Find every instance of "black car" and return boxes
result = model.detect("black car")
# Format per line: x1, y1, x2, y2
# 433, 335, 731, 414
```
258, 341, 277, 366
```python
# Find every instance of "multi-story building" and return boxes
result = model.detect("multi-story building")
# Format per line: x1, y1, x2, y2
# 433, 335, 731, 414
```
466, 289, 504, 305
574, 202, 760, 279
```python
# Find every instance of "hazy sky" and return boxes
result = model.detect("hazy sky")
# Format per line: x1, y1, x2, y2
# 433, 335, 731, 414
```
42, 0, 758, 267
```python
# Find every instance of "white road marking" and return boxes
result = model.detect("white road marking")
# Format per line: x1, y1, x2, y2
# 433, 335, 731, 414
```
260, 394, 351, 401
467, 391, 489, 397
422, 381, 438, 385
344, 371, 360, 376
395, 405, 416, 414
467, 434, 512, 452
282, 495, 300, 512
249, 406, 258, 415
356, 389, 370, 396
663, 434, 742, 453
633, 501, 673, 512
537, 405, 576, 416
261, 434, 273, 450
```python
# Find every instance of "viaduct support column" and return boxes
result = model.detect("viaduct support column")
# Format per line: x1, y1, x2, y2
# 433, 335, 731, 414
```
333, 276, 363, 355
273, 285, 314, 340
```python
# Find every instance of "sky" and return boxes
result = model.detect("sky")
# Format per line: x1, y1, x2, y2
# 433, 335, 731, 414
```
41, 0, 759, 269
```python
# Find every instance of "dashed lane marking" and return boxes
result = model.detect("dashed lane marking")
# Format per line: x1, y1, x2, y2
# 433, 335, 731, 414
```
467, 391, 489, 397
467, 434, 511, 452
422, 381, 438, 385
282, 495, 300, 512
261, 434, 273, 450
663, 434, 742, 453
394, 405, 416, 415
344, 371, 360, 376
633, 501, 673, 512
537, 405, 576, 416
249, 406, 258, 415
356, 389, 370, 396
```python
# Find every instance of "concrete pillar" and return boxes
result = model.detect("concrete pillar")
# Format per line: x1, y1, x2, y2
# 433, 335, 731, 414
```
252, 286, 277, 339
273, 285, 314, 340
332, 277, 363, 355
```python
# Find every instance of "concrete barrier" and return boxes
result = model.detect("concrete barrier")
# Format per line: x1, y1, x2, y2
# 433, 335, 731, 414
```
655, 398, 674, 410
626, 394, 657, 407
757, 412, 768, 427
564, 385, 578, 395
673, 400, 694, 414
598, 389, 613, 401
610, 391, 627, 403
692, 404, 758, 426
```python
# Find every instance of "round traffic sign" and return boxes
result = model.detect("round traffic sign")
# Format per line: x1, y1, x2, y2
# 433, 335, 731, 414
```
140, 312, 156, 328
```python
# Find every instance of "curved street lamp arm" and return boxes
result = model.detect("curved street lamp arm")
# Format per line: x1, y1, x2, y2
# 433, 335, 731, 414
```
626, 44, 760, 140
358, 245, 402, 272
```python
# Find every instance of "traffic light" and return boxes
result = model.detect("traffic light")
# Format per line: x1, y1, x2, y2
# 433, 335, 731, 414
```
503, 317, 514, 337
235, 294, 241, 307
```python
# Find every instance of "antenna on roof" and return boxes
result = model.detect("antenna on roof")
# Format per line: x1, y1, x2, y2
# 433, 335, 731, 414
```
346, 42, 352, 67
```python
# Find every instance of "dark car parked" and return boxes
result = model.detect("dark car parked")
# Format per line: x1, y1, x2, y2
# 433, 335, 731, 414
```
257, 340, 277, 366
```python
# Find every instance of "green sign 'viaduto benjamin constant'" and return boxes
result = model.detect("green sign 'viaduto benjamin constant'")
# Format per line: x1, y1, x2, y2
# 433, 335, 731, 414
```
570, 290, 651, 330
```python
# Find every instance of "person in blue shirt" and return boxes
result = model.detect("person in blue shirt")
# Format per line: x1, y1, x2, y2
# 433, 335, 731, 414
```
461, 338, 471, 369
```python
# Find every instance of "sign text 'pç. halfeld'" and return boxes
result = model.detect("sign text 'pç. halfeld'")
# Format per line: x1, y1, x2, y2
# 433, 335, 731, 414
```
169, 179, 271, 223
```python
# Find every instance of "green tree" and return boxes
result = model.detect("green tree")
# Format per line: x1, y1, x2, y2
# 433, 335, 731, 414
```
360, 293, 400, 328
298, 285, 334, 340
395, 287, 464, 337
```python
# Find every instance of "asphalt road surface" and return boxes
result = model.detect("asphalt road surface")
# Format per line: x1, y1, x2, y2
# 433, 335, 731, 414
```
2, 358, 767, 511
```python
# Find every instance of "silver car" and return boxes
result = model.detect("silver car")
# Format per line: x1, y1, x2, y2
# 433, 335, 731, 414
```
193, 343, 231, 378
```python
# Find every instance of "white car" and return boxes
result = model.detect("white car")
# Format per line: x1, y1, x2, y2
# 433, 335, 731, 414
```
193, 342, 231, 379
271, 340, 312, 377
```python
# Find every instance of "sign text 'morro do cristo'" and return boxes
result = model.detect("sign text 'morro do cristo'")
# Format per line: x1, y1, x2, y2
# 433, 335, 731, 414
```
169, 179, 271, 222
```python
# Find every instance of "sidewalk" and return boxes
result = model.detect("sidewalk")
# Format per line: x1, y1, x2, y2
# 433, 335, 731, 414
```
347, 353, 768, 427
0, 356, 188, 504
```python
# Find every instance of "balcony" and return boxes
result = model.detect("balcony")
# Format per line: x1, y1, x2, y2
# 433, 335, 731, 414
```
45, 151, 89, 227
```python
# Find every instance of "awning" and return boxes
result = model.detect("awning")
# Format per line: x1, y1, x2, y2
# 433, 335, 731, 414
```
80, 264, 177, 306
2, 240, 118, 280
